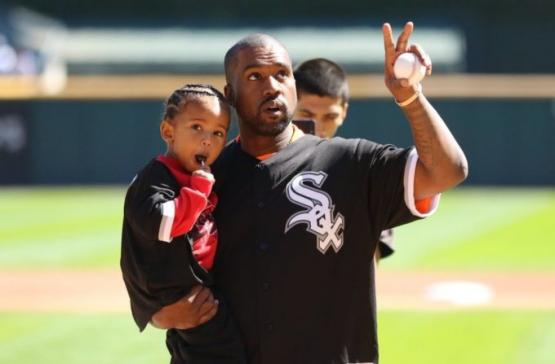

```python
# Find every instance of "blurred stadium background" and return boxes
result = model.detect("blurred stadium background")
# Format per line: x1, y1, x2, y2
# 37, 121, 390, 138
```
0, 1, 554, 363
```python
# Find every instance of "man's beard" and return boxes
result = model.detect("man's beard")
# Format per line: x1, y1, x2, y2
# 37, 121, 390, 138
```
240, 111, 291, 136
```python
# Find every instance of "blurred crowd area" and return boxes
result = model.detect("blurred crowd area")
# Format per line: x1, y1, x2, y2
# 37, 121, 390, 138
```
0, 1, 553, 186
0, 35, 39, 75
0, 0, 553, 78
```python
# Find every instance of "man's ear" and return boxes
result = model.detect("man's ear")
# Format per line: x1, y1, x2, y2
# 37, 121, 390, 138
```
340, 102, 349, 124
224, 84, 235, 106
160, 120, 174, 144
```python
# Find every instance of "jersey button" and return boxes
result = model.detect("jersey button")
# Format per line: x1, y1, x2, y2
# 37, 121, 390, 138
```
265, 322, 274, 332
257, 201, 265, 208
259, 242, 269, 251
262, 282, 270, 291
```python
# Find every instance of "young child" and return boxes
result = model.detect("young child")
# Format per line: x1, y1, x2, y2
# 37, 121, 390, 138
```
120, 84, 245, 363
293, 59, 395, 259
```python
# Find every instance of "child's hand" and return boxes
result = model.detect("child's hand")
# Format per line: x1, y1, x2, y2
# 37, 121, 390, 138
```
192, 168, 215, 182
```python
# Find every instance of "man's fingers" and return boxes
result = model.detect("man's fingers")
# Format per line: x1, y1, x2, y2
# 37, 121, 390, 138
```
196, 291, 217, 317
190, 286, 214, 308
395, 21, 414, 53
382, 23, 395, 74
197, 296, 219, 321
408, 44, 432, 77
198, 302, 218, 325
392, 78, 410, 89
408, 44, 432, 67
185, 285, 203, 304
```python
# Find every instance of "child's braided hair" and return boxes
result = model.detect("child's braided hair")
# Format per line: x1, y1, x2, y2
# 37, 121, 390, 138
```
163, 84, 228, 120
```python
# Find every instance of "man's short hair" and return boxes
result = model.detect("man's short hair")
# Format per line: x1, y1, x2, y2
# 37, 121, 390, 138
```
224, 34, 288, 83
294, 58, 349, 103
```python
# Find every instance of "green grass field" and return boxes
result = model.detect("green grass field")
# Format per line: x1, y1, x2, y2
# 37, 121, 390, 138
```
1, 310, 554, 364
1, 186, 554, 270
378, 310, 555, 364
0, 313, 168, 364
383, 188, 555, 271
1, 186, 554, 363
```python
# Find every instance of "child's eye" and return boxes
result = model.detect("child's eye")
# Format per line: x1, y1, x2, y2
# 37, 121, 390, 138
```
191, 124, 202, 131
248, 73, 261, 81
214, 131, 225, 138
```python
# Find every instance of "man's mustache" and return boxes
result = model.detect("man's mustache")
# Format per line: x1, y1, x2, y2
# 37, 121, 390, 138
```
260, 96, 286, 109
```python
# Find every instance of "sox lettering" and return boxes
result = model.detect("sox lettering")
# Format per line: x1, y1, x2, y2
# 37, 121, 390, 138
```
285, 171, 344, 253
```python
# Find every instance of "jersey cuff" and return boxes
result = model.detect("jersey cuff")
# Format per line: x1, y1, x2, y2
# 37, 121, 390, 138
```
158, 200, 175, 242
403, 148, 441, 217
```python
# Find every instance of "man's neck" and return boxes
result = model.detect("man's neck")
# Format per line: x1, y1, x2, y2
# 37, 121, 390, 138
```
239, 123, 295, 158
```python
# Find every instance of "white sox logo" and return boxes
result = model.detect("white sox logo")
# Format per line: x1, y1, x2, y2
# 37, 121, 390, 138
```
285, 171, 344, 253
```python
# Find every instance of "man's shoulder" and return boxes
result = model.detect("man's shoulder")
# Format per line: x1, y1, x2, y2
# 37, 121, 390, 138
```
211, 140, 242, 188
327, 136, 378, 147
220, 139, 241, 157
212, 140, 240, 170
312, 136, 382, 157
328, 136, 408, 157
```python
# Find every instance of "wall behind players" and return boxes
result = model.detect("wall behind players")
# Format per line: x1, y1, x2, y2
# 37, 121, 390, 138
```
2, 0, 554, 73
1, 98, 553, 185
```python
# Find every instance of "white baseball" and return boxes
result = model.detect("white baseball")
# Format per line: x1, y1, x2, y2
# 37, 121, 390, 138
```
393, 52, 426, 86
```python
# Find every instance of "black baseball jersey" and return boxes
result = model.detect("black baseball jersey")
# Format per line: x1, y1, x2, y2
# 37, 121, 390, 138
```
377, 229, 395, 259
212, 135, 438, 364
121, 158, 245, 364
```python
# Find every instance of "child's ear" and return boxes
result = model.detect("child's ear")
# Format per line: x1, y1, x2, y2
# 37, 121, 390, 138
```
160, 120, 174, 144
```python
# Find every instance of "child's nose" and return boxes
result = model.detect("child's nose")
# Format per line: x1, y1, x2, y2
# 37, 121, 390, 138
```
201, 133, 212, 146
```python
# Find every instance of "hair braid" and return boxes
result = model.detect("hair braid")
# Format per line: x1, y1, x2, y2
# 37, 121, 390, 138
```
163, 84, 228, 120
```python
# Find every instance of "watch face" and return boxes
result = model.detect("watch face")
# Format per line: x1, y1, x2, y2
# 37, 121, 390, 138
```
292, 119, 315, 135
